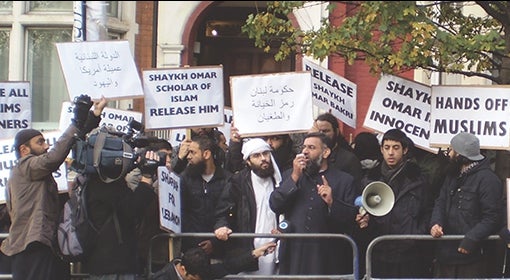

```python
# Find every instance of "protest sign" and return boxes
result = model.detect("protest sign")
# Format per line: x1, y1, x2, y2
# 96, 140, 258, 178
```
363, 74, 436, 152
59, 101, 143, 134
158, 166, 181, 233
168, 108, 232, 149
143, 66, 224, 130
230, 71, 314, 137
0, 82, 31, 140
429, 85, 510, 149
56, 40, 144, 101
0, 131, 69, 203
303, 58, 357, 128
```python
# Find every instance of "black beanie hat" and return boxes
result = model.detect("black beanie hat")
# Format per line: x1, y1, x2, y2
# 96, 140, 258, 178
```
14, 129, 43, 151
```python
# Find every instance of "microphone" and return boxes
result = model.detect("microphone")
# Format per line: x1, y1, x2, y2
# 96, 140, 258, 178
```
272, 220, 292, 243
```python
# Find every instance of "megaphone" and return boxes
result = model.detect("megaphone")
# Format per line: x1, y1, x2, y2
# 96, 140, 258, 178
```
354, 181, 395, 217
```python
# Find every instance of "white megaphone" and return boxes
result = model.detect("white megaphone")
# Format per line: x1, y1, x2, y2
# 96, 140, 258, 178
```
354, 181, 395, 217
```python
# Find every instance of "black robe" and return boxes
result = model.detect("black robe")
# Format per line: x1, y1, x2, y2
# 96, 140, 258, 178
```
269, 167, 356, 275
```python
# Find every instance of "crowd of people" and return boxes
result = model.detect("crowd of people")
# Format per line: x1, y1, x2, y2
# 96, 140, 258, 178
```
1, 96, 509, 280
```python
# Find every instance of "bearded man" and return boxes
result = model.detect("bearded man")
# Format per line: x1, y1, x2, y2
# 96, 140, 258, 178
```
180, 135, 232, 260
430, 132, 503, 278
214, 138, 282, 275
269, 132, 357, 275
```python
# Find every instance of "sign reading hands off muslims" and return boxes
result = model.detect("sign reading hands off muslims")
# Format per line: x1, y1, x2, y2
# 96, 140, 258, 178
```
429, 85, 510, 149
143, 66, 224, 130
303, 58, 357, 128
56, 40, 143, 101
230, 71, 314, 137
364, 74, 436, 152
0, 82, 31, 140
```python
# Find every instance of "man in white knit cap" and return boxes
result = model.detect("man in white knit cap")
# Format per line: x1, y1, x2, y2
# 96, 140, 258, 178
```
214, 138, 281, 275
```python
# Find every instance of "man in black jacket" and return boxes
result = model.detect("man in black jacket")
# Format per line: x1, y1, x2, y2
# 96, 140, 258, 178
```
214, 138, 282, 276
430, 132, 503, 278
356, 128, 434, 278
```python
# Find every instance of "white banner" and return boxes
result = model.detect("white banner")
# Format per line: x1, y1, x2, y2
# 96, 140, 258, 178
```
303, 58, 357, 128
158, 167, 181, 233
143, 66, 224, 130
56, 40, 144, 101
429, 85, 510, 149
230, 71, 314, 137
0, 82, 31, 140
363, 74, 436, 152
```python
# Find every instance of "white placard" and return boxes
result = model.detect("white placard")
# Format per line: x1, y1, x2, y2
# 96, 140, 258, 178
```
230, 71, 314, 137
58, 101, 143, 134
363, 74, 437, 152
143, 66, 224, 130
0, 131, 70, 204
158, 167, 181, 233
56, 40, 144, 101
0, 82, 31, 140
303, 58, 357, 128
429, 85, 510, 149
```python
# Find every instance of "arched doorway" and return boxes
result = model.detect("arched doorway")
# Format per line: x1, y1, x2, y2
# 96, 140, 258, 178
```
181, 2, 295, 107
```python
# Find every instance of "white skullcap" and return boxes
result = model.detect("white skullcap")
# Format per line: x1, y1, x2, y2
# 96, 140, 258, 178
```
242, 138, 282, 184
242, 138, 272, 160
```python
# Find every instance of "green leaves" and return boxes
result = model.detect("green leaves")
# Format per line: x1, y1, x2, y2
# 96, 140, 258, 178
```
242, 1, 508, 83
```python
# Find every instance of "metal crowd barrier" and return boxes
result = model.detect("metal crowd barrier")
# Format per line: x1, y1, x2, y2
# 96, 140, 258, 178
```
365, 234, 504, 280
0, 233, 507, 280
148, 232, 360, 280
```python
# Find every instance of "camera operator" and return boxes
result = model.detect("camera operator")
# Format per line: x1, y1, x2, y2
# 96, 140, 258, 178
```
125, 139, 173, 276
81, 148, 164, 280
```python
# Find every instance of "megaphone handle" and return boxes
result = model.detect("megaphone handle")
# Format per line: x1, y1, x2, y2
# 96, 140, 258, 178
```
359, 207, 367, 216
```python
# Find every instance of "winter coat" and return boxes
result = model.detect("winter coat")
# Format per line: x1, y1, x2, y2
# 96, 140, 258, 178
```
180, 166, 232, 257
1, 125, 79, 256
430, 157, 503, 264
83, 176, 154, 275
362, 159, 434, 262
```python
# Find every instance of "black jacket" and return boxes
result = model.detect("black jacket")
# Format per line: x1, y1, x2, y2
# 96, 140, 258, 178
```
83, 176, 154, 275
180, 166, 232, 257
430, 157, 503, 264
362, 159, 434, 262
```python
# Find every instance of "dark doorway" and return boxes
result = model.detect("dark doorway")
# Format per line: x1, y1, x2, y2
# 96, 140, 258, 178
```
194, 5, 294, 107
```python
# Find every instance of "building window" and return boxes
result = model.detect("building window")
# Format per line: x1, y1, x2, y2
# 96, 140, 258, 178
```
27, 28, 71, 128
0, 29, 9, 81
28, 1, 72, 12
0, 1, 12, 12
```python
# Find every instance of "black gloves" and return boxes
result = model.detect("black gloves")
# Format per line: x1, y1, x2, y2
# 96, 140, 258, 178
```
72, 94, 93, 129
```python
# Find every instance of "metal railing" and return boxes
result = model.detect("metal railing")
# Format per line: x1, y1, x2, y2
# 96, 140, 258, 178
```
365, 234, 504, 280
0, 233, 507, 280
148, 232, 360, 280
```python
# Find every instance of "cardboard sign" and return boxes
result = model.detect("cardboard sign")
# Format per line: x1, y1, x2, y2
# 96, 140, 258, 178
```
429, 85, 510, 149
230, 71, 314, 137
56, 40, 144, 101
158, 167, 181, 233
143, 66, 224, 130
0, 82, 31, 140
303, 58, 357, 128
364, 74, 436, 152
